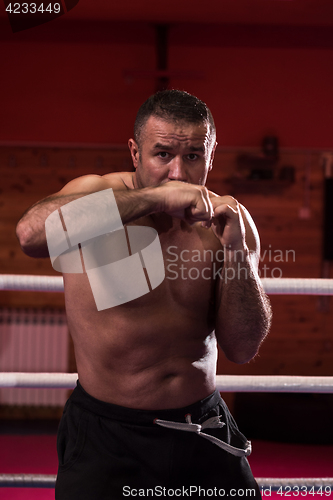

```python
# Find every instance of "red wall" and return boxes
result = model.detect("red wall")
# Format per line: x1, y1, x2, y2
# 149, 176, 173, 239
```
172, 46, 333, 149
1, 20, 333, 148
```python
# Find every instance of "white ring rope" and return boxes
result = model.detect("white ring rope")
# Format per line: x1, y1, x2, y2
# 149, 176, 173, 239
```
0, 474, 56, 488
0, 274, 64, 292
0, 372, 78, 388
0, 474, 332, 490
0, 373, 332, 392
260, 278, 333, 295
1, 274, 333, 295
216, 375, 333, 393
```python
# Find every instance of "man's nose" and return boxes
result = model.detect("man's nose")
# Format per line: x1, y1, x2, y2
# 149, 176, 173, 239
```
168, 157, 187, 182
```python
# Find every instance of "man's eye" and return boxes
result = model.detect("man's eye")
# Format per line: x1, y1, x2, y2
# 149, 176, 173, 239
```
187, 154, 198, 161
157, 152, 169, 159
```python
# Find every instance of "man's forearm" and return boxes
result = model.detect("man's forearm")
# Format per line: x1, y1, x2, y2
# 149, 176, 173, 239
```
16, 187, 161, 258
215, 250, 272, 364
16, 193, 84, 258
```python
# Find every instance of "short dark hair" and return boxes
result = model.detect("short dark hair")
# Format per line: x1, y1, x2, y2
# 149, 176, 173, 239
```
134, 89, 216, 149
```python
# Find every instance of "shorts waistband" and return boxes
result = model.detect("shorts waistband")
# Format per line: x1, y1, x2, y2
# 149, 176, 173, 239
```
69, 380, 223, 426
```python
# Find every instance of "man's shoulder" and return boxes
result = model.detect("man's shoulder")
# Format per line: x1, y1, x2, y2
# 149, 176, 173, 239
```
102, 171, 134, 191
59, 172, 133, 197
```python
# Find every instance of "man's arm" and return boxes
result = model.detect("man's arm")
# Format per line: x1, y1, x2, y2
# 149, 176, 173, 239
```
16, 175, 214, 258
16, 174, 149, 258
210, 194, 272, 364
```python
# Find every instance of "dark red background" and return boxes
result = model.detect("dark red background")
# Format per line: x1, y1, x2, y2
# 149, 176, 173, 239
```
1, 0, 333, 149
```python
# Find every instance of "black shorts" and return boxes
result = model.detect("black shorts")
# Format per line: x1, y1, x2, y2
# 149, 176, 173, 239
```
55, 381, 261, 500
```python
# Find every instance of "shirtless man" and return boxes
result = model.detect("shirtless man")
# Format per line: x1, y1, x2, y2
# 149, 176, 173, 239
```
16, 90, 271, 499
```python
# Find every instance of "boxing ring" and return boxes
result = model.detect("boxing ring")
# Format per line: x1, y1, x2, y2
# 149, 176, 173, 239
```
0, 274, 333, 492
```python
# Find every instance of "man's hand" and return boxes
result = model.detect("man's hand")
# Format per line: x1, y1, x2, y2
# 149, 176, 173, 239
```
209, 194, 247, 252
208, 192, 261, 267
158, 181, 214, 225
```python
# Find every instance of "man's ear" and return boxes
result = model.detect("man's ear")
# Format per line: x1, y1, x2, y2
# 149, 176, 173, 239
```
128, 139, 140, 170
208, 142, 217, 171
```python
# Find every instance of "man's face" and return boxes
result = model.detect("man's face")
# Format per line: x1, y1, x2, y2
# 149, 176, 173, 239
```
129, 116, 216, 189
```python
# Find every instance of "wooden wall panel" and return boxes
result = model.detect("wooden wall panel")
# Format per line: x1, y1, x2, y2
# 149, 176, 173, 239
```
0, 145, 332, 378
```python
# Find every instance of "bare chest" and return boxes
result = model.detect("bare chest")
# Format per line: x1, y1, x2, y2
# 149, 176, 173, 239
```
126, 216, 223, 313
64, 216, 223, 331
162, 229, 223, 283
